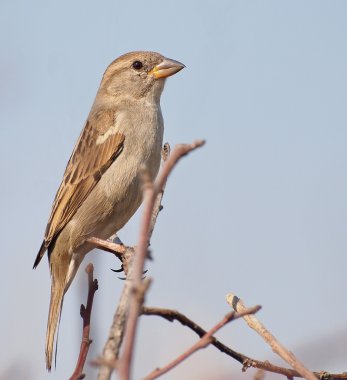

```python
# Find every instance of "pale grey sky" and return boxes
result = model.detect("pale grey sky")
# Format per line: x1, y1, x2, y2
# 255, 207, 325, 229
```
1, 1, 346, 379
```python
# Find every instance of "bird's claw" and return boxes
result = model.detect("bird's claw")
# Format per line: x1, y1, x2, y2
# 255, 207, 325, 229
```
115, 269, 148, 280
111, 264, 124, 273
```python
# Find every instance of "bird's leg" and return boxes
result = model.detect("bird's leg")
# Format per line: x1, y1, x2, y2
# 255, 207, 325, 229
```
86, 235, 126, 272
87, 235, 150, 279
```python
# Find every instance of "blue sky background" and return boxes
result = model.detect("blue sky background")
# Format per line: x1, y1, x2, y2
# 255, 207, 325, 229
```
1, 1, 346, 379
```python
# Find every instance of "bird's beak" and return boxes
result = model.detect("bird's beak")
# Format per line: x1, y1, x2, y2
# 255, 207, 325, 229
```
149, 58, 185, 79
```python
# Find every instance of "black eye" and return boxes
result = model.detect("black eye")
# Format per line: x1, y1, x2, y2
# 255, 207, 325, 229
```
132, 61, 143, 70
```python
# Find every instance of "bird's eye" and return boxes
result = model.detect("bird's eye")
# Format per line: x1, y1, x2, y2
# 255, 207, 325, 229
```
132, 61, 143, 70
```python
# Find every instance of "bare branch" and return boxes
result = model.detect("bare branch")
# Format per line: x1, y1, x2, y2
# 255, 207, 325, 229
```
142, 306, 260, 380
141, 307, 302, 378
143, 307, 347, 380
118, 169, 155, 380
226, 294, 316, 380
142, 306, 246, 362
69, 263, 98, 380
148, 142, 171, 240
155, 140, 205, 193
119, 140, 205, 380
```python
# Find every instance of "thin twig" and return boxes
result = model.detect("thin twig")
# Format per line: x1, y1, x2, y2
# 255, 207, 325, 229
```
69, 263, 98, 380
142, 306, 246, 362
141, 307, 295, 378
148, 142, 170, 240
143, 307, 347, 380
226, 294, 317, 380
142, 306, 260, 380
118, 170, 155, 380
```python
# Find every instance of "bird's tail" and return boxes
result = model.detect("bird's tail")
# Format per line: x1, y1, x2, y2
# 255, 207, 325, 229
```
45, 277, 65, 371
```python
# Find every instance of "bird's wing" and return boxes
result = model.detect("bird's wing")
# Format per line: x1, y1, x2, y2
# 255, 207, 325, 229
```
34, 109, 125, 267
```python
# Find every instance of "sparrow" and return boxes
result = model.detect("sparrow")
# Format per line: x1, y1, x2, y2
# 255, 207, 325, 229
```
33, 51, 185, 370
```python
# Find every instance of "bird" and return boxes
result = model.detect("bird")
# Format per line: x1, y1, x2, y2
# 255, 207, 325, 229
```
33, 51, 185, 370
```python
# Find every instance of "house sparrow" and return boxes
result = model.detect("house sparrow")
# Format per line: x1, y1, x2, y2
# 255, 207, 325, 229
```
33, 51, 185, 370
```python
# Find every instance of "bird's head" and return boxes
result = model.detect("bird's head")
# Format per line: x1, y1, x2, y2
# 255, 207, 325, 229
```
98, 51, 185, 103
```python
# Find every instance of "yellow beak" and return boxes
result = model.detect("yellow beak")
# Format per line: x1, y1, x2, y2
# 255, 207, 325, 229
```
150, 58, 185, 79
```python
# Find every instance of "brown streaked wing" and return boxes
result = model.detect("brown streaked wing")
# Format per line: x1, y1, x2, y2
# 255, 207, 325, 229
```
34, 109, 125, 267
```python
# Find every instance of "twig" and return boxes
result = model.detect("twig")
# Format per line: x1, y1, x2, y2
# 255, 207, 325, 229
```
142, 306, 260, 380
118, 140, 205, 380
143, 307, 347, 380
117, 169, 155, 380
69, 263, 98, 380
148, 142, 170, 240
141, 307, 291, 378
141, 306, 246, 362
226, 294, 317, 380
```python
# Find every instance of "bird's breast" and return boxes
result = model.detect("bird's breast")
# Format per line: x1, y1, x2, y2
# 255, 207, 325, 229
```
68, 101, 164, 248
98, 103, 163, 209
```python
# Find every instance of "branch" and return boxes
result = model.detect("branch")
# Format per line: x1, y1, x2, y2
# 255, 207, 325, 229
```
148, 142, 170, 240
119, 140, 205, 380
142, 306, 246, 362
69, 263, 98, 380
143, 307, 347, 380
142, 306, 261, 380
226, 294, 316, 380
140, 307, 295, 378
117, 169, 155, 380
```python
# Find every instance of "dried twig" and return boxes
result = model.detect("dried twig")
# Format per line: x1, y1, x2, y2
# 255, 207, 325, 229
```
143, 307, 347, 380
140, 307, 293, 378
142, 306, 261, 380
142, 306, 246, 362
148, 142, 170, 239
119, 140, 205, 380
69, 263, 98, 380
117, 169, 155, 380
227, 294, 316, 380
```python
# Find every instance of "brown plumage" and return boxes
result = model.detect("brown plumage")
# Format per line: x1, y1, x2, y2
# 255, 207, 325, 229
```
34, 112, 125, 268
34, 51, 184, 370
